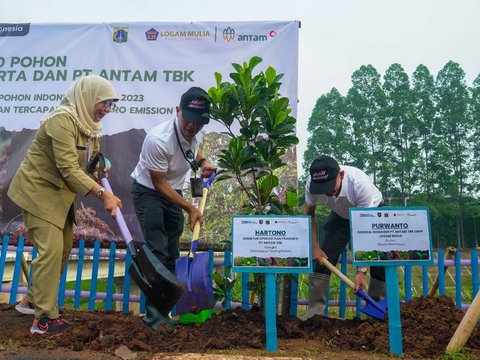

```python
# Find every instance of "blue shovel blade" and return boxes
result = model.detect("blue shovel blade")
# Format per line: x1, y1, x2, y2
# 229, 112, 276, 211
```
176, 251, 215, 315
360, 298, 387, 320
356, 288, 387, 321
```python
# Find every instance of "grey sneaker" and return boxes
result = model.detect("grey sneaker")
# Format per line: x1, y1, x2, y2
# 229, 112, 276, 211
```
15, 298, 35, 315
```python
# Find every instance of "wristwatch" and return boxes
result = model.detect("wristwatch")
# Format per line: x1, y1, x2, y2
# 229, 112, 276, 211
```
97, 187, 105, 199
196, 158, 207, 168
357, 266, 368, 274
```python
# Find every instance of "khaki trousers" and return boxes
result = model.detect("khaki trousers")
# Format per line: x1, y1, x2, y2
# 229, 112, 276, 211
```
22, 209, 73, 319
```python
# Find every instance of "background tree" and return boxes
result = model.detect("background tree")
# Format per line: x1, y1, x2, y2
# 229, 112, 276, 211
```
470, 74, 480, 194
345, 65, 387, 185
382, 63, 419, 205
303, 88, 350, 170
412, 64, 438, 196
303, 61, 480, 249
435, 61, 472, 248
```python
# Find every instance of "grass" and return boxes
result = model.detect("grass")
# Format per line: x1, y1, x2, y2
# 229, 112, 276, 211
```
441, 350, 480, 360
0, 339, 20, 348
62, 279, 116, 311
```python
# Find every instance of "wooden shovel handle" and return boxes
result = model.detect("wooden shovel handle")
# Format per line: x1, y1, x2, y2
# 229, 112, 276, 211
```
192, 188, 208, 241
322, 258, 355, 290
428, 246, 456, 297
446, 290, 480, 352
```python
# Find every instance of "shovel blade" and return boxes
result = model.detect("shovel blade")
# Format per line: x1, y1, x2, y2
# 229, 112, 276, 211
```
356, 288, 387, 321
360, 298, 387, 320
176, 251, 215, 315
129, 244, 185, 317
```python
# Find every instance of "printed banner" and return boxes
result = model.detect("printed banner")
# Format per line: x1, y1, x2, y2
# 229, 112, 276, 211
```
0, 21, 299, 249
0, 21, 299, 133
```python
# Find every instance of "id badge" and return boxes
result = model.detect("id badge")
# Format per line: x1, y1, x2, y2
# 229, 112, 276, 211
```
190, 177, 203, 198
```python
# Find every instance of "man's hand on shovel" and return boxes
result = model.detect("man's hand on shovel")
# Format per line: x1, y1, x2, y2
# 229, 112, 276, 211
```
186, 207, 204, 232
354, 271, 368, 293
312, 245, 328, 265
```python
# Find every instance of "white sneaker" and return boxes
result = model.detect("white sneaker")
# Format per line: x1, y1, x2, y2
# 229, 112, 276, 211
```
15, 298, 35, 315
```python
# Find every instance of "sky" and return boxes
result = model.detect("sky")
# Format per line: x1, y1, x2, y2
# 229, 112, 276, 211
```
2, 0, 480, 172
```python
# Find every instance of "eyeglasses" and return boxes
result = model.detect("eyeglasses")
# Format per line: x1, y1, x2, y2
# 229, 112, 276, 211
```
103, 99, 117, 111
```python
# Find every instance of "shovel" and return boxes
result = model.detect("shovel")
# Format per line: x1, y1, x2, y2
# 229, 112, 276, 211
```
88, 153, 185, 317
322, 258, 386, 320
175, 170, 216, 315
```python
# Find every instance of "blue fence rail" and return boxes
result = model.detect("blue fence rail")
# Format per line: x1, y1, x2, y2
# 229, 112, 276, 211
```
1, 234, 479, 317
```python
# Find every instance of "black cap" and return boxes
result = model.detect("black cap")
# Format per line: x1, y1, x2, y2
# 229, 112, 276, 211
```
180, 87, 210, 124
309, 155, 340, 194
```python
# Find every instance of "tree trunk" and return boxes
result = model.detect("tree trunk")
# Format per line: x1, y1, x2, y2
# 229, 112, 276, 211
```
280, 276, 292, 317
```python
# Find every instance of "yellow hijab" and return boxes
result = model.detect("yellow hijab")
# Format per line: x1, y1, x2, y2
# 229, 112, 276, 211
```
42, 75, 118, 139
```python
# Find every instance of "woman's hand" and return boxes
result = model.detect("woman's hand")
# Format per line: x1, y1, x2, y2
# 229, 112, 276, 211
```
102, 191, 122, 218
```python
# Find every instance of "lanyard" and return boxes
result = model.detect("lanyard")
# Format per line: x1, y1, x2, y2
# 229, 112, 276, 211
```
173, 121, 198, 173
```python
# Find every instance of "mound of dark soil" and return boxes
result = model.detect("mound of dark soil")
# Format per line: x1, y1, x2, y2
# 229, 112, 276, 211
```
0, 296, 478, 359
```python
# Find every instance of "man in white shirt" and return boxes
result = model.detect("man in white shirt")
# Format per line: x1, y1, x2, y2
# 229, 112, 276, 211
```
301, 155, 385, 320
131, 87, 215, 328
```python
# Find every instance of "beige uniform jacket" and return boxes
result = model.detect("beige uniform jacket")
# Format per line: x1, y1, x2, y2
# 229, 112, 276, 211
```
7, 114, 99, 228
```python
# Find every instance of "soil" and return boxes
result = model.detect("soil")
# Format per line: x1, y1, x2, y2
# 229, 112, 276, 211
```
0, 296, 479, 360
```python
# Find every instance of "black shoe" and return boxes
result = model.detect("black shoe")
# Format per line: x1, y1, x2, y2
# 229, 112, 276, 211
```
30, 317, 70, 334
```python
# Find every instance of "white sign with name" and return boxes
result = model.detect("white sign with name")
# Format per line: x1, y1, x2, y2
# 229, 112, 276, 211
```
232, 216, 310, 272
350, 207, 432, 264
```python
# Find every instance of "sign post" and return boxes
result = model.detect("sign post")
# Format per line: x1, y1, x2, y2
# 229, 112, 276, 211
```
350, 206, 433, 356
231, 215, 311, 352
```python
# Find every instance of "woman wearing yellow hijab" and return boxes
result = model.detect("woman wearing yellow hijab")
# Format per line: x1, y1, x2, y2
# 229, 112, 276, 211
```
8, 75, 123, 335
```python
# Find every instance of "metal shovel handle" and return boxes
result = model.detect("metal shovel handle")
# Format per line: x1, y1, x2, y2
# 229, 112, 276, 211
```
100, 177, 133, 246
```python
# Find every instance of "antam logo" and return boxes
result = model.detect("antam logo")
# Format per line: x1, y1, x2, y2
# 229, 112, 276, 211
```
221, 27, 275, 42
223, 27, 235, 42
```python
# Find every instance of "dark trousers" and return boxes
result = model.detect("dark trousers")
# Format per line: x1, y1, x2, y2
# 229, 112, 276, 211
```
131, 181, 184, 272
314, 211, 385, 282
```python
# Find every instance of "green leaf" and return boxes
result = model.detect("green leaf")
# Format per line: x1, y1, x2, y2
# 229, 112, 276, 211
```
265, 66, 277, 85
285, 189, 300, 209
248, 56, 263, 70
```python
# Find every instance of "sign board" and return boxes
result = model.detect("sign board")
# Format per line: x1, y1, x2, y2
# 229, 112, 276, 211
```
231, 215, 311, 273
350, 206, 433, 267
